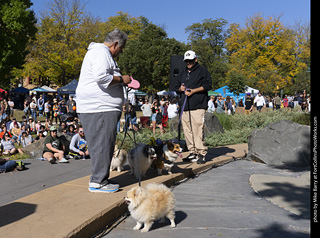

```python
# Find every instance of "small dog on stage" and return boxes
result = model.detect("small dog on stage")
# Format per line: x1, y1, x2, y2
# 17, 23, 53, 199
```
110, 145, 127, 172
125, 183, 176, 233
128, 144, 157, 179
153, 141, 183, 175
163, 141, 183, 163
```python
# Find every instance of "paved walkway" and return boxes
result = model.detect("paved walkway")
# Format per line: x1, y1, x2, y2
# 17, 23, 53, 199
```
0, 144, 247, 238
104, 160, 310, 238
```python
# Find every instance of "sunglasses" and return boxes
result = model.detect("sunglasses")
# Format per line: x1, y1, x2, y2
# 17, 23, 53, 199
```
184, 59, 195, 64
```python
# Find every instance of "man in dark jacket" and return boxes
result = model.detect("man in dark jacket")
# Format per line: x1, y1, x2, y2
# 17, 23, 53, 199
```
175, 50, 212, 164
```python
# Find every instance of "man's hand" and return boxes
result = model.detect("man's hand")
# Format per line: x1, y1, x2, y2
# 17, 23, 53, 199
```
122, 75, 131, 85
180, 85, 186, 92
185, 89, 193, 97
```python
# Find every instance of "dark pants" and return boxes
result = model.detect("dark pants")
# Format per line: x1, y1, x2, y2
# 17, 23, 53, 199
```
78, 111, 121, 184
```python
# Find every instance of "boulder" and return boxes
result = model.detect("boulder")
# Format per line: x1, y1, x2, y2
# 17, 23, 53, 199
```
23, 138, 46, 159
246, 120, 310, 168
204, 112, 224, 137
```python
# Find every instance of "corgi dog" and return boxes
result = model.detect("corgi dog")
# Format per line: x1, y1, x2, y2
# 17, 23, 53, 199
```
153, 141, 183, 175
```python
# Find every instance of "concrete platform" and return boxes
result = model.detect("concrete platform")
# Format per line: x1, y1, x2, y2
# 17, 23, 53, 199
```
0, 144, 247, 238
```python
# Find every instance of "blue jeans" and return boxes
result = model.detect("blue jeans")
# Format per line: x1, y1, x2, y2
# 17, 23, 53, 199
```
0, 160, 16, 172
31, 109, 37, 122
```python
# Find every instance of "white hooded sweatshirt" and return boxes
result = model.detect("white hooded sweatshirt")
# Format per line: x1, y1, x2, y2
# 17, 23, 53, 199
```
76, 42, 124, 113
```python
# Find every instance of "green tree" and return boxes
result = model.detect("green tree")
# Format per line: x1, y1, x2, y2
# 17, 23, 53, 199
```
185, 18, 229, 90
225, 14, 309, 94
22, 7, 145, 86
225, 69, 247, 96
118, 24, 187, 93
0, 0, 37, 88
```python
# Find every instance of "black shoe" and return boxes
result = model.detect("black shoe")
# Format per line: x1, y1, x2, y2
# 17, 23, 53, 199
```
196, 154, 206, 164
183, 153, 197, 162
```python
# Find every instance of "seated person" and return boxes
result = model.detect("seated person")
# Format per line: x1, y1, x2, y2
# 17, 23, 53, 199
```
69, 126, 89, 160
38, 125, 48, 137
42, 126, 68, 164
10, 122, 21, 142
66, 124, 76, 137
1, 133, 23, 155
0, 157, 17, 173
0, 142, 17, 172
35, 130, 45, 142
21, 130, 34, 148
0, 124, 11, 139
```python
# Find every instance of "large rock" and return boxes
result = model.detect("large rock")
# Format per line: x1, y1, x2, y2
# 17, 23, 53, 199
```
204, 112, 224, 137
23, 138, 46, 159
246, 120, 310, 168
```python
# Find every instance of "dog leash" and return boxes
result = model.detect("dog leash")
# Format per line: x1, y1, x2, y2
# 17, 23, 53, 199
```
117, 79, 142, 187
178, 83, 189, 123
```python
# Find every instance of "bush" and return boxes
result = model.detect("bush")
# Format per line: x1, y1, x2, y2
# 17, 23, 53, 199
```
115, 109, 310, 150
205, 109, 311, 148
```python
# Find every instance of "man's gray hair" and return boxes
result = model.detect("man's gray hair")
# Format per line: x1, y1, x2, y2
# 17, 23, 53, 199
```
104, 28, 128, 47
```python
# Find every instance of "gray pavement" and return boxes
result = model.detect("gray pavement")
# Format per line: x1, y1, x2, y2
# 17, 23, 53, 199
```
101, 160, 310, 238
0, 158, 91, 206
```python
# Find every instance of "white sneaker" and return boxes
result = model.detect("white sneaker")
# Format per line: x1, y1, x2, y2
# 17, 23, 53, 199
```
58, 158, 69, 163
88, 181, 119, 193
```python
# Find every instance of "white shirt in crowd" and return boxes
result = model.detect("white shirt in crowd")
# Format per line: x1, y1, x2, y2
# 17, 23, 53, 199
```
254, 95, 266, 107
167, 103, 179, 119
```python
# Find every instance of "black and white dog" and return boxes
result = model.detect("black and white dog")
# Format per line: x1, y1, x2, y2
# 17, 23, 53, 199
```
128, 144, 157, 179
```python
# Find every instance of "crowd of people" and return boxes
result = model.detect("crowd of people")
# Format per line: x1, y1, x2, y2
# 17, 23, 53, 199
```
206, 91, 310, 115
0, 92, 90, 172
122, 88, 311, 135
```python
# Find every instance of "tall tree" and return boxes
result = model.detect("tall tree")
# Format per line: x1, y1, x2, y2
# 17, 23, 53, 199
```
0, 0, 37, 88
185, 18, 229, 90
118, 24, 187, 93
22, 7, 144, 86
225, 14, 309, 94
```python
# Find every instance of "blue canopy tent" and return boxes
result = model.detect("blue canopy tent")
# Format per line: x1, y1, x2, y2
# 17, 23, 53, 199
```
10, 86, 29, 93
214, 86, 246, 106
57, 79, 78, 95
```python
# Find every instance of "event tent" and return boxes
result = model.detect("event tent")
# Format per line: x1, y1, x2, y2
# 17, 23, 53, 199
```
213, 85, 259, 105
41, 85, 56, 92
11, 86, 29, 93
57, 79, 78, 95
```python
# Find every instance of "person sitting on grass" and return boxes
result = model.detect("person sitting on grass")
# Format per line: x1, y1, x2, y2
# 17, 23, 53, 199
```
35, 130, 45, 142
1, 133, 24, 155
21, 130, 34, 148
0, 124, 11, 139
69, 126, 89, 160
42, 126, 69, 164
10, 122, 21, 142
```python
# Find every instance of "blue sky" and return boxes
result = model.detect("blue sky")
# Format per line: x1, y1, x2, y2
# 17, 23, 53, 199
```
30, 0, 310, 43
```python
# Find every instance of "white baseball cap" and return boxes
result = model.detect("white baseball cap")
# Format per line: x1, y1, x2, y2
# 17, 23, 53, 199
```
183, 50, 197, 61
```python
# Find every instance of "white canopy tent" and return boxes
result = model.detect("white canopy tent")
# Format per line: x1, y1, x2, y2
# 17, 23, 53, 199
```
245, 86, 259, 97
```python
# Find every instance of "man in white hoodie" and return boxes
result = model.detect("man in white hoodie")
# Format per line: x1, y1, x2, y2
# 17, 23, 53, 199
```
76, 29, 131, 193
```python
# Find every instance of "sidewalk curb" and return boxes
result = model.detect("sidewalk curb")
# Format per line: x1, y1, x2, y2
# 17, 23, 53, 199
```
67, 157, 235, 238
